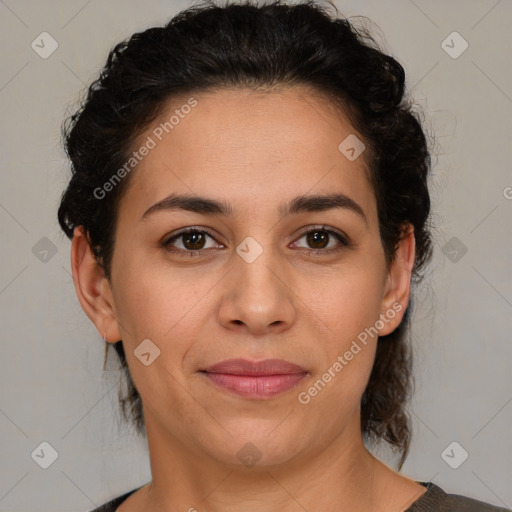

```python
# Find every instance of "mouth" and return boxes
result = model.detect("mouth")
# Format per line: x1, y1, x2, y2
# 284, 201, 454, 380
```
199, 358, 309, 399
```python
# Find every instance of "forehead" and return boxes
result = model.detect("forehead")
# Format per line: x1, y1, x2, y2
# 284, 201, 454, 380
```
120, 85, 375, 219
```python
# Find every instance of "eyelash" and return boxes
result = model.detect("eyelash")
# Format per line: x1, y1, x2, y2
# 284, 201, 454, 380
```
161, 226, 350, 258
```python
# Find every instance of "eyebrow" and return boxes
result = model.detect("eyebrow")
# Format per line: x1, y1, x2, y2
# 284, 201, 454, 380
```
140, 192, 367, 224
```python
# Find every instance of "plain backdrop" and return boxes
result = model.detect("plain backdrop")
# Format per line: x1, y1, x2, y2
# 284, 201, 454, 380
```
0, 1, 511, 511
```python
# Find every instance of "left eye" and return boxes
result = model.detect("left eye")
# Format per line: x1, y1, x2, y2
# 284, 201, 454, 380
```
162, 227, 349, 256
292, 227, 348, 253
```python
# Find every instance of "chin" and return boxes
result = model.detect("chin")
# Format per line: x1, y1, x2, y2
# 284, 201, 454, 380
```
201, 428, 304, 470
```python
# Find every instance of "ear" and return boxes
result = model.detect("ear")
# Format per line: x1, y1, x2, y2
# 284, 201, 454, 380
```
70, 226, 122, 343
378, 224, 415, 336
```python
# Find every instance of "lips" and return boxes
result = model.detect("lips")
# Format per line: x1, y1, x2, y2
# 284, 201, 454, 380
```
200, 358, 308, 399
203, 358, 307, 375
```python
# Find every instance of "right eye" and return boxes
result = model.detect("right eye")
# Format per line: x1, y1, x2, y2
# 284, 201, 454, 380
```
162, 228, 224, 257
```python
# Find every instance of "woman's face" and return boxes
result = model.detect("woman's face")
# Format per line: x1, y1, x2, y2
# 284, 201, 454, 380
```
79, 86, 413, 468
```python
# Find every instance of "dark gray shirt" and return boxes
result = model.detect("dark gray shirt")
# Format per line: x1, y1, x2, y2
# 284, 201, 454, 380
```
89, 481, 511, 511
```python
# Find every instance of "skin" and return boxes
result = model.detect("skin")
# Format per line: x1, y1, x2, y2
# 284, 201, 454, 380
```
71, 85, 426, 512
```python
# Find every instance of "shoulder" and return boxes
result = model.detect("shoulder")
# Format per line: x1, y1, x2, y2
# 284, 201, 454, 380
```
444, 492, 511, 512
408, 481, 511, 512
88, 488, 139, 512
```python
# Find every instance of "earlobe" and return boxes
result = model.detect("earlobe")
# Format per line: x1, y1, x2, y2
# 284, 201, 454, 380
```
378, 225, 416, 336
70, 226, 121, 343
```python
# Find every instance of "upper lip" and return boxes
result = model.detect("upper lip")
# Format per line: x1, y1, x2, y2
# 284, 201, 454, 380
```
202, 358, 307, 376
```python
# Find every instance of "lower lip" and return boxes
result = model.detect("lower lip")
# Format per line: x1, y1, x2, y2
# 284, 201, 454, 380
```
202, 372, 307, 398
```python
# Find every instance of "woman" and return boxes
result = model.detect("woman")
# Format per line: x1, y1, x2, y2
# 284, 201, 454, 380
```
57, 1, 510, 511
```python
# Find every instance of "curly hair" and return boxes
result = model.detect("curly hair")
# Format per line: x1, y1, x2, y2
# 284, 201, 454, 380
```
57, 0, 433, 470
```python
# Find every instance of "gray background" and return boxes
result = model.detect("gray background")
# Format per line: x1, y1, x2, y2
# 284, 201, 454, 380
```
0, 0, 511, 511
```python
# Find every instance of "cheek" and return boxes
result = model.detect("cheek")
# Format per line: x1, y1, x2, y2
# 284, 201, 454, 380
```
110, 258, 221, 399
112, 249, 215, 342
296, 273, 382, 414
296, 261, 385, 404
304, 264, 385, 347
111, 263, 211, 425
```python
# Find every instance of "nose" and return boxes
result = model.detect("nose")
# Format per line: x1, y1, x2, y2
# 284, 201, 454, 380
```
217, 246, 296, 336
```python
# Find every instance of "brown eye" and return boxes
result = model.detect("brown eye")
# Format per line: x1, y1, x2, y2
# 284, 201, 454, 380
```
162, 226, 349, 258
306, 230, 330, 249
163, 228, 221, 256
293, 227, 350, 255
181, 231, 207, 250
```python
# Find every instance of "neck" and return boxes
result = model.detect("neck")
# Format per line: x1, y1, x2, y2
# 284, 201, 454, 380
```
139, 411, 400, 512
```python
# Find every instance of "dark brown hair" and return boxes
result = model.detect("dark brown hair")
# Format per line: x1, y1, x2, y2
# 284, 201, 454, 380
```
58, 0, 433, 470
